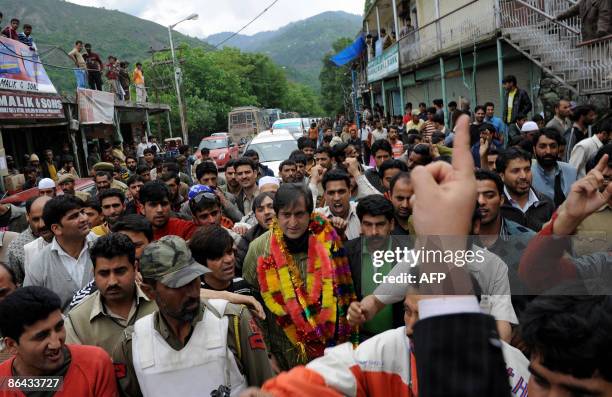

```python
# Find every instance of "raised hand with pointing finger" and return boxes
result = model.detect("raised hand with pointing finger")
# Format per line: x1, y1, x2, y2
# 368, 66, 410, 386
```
551, 153, 612, 235
411, 114, 477, 236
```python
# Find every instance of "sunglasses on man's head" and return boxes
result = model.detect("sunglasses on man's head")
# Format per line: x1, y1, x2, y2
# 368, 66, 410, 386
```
189, 191, 220, 213
190, 191, 218, 205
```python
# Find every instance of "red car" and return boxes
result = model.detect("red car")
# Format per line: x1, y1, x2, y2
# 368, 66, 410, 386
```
194, 134, 240, 169
1, 178, 96, 206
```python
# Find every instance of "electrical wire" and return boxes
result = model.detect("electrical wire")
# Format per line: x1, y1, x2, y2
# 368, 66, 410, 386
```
0, 41, 105, 73
0, 41, 78, 71
0, 50, 77, 71
212, 0, 280, 48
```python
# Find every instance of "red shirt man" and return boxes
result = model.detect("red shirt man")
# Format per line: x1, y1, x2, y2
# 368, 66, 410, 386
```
84, 44, 103, 72
1, 19, 19, 40
0, 287, 118, 397
140, 181, 197, 241
152, 217, 197, 241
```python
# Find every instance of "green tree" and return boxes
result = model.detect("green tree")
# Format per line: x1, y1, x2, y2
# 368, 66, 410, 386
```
319, 37, 354, 116
143, 45, 322, 141
243, 53, 289, 109
284, 83, 323, 116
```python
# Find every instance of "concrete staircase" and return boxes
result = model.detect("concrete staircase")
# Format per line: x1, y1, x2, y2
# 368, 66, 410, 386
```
500, 0, 612, 95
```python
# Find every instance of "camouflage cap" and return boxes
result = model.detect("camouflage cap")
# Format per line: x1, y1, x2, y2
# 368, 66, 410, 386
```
140, 235, 209, 288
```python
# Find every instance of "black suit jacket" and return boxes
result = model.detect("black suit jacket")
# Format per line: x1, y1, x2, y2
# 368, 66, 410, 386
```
503, 88, 532, 123
500, 189, 555, 231
236, 189, 247, 215
413, 312, 510, 397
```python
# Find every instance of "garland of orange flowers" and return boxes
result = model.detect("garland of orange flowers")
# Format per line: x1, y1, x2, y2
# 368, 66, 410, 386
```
257, 213, 358, 361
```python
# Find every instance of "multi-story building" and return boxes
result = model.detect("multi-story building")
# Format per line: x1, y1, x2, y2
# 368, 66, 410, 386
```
359, 0, 611, 122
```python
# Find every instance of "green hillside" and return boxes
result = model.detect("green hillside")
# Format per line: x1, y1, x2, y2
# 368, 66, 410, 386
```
206, 11, 362, 91
0, 0, 213, 95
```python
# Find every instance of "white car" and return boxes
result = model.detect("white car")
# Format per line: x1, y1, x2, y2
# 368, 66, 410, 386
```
244, 129, 298, 177
272, 118, 310, 140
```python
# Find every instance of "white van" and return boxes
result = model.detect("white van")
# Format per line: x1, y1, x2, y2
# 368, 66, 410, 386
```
272, 118, 310, 140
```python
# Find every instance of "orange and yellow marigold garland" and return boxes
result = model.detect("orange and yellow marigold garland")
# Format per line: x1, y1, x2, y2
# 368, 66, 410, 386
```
257, 213, 358, 361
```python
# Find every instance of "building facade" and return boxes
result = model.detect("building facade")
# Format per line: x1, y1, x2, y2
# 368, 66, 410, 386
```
360, 0, 612, 122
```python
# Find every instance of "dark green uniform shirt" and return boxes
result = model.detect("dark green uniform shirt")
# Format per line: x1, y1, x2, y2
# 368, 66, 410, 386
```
65, 287, 156, 356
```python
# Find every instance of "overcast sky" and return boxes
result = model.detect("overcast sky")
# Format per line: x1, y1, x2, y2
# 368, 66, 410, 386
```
66, 0, 362, 40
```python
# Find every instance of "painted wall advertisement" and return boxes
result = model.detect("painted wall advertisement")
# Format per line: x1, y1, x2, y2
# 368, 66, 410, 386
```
0, 37, 57, 93
0, 36, 64, 119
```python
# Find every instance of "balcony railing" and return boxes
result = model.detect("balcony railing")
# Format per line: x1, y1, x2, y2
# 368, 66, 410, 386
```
398, 0, 498, 68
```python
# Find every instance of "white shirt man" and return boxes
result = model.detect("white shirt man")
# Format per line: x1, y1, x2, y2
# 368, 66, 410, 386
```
259, 296, 529, 397
314, 201, 361, 240
24, 232, 98, 310
50, 233, 97, 286
136, 141, 151, 158
371, 127, 388, 142
360, 124, 372, 143
569, 132, 606, 177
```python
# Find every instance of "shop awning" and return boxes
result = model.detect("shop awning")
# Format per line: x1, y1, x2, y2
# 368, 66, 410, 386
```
330, 35, 366, 67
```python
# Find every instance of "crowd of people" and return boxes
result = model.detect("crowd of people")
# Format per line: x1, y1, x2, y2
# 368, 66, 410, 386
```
0, 12, 147, 103
0, 73, 610, 396
67, 40, 147, 103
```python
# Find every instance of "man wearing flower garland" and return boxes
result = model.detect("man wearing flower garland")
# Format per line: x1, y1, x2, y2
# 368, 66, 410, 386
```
243, 183, 357, 371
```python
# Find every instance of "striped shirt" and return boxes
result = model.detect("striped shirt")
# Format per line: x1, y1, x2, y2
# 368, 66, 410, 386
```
422, 121, 437, 137
201, 277, 253, 296
70, 276, 255, 310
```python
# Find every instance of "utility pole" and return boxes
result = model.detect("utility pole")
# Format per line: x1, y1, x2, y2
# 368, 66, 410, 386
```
167, 13, 198, 145
148, 45, 188, 140
168, 27, 187, 145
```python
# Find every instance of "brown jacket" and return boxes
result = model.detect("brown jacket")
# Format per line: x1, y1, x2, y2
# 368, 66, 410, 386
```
65, 288, 156, 356
574, 205, 612, 256
558, 0, 612, 41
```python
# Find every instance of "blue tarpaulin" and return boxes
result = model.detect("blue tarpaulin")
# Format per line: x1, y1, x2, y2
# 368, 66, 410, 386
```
330, 35, 365, 66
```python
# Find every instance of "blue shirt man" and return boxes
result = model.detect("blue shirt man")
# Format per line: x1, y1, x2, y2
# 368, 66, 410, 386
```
17, 24, 36, 51
484, 102, 508, 148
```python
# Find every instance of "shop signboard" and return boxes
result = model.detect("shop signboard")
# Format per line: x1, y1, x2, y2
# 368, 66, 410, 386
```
367, 43, 399, 82
0, 90, 64, 119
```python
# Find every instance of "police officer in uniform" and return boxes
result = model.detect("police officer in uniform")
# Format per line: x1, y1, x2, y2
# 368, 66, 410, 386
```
64, 233, 157, 355
112, 235, 274, 397
93, 162, 129, 194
